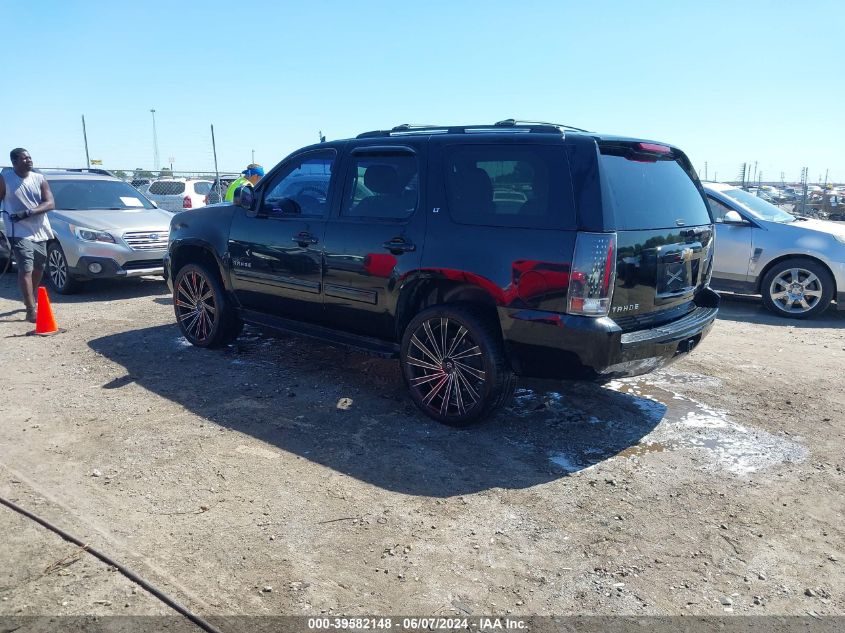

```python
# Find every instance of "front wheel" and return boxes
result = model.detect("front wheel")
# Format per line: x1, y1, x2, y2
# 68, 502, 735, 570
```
761, 258, 833, 319
400, 305, 516, 426
173, 263, 242, 347
46, 242, 80, 294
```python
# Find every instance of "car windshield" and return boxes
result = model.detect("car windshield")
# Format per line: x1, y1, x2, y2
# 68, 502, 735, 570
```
719, 187, 795, 223
49, 179, 156, 210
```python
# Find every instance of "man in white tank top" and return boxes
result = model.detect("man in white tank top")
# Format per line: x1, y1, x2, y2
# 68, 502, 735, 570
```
0, 148, 55, 323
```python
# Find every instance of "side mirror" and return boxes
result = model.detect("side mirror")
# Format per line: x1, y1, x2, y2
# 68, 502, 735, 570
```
723, 210, 745, 224
234, 185, 255, 210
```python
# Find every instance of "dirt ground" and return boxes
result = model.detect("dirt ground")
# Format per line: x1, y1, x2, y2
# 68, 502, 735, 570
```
0, 272, 843, 625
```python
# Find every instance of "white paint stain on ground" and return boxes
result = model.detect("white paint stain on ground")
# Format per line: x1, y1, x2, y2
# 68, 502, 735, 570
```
607, 373, 807, 475
540, 369, 806, 476
174, 337, 192, 348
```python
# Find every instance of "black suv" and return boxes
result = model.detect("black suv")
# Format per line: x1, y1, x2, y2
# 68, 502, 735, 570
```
165, 121, 718, 426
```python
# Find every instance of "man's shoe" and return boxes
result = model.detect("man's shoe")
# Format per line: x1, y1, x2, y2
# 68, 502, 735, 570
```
25, 309, 37, 324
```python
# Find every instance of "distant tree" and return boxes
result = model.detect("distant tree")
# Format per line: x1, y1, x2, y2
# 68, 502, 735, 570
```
158, 168, 173, 179
138, 170, 154, 179
114, 170, 127, 179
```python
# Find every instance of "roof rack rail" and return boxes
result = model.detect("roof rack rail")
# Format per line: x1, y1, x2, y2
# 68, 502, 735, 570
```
494, 118, 590, 133
355, 121, 578, 139
43, 167, 116, 177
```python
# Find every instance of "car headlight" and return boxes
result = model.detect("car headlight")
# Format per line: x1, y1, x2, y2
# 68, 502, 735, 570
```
72, 225, 116, 243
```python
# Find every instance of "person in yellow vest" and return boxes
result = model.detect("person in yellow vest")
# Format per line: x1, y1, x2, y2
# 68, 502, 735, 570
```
224, 164, 264, 202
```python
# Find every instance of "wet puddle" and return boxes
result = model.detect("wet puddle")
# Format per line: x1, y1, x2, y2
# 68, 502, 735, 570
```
514, 369, 806, 476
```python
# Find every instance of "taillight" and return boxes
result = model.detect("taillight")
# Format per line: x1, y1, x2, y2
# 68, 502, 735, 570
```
566, 232, 617, 316
183, 196, 192, 209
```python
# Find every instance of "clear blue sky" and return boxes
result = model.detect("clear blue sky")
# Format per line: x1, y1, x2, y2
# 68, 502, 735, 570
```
3, 0, 843, 183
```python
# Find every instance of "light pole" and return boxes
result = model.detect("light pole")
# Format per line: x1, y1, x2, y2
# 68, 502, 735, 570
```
150, 109, 160, 171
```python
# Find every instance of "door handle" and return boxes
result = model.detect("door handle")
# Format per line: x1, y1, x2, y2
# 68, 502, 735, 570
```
382, 239, 415, 254
292, 232, 319, 246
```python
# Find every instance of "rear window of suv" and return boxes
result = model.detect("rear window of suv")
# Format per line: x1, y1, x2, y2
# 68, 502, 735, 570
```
149, 181, 185, 195
193, 182, 213, 195
599, 146, 711, 230
444, 145, 575, 229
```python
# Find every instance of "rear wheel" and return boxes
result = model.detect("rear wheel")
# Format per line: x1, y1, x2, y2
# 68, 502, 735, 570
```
46, 242, 80, 294
400, 305, 516, 426
761, 258, 833, 319
173, 263, 242, 347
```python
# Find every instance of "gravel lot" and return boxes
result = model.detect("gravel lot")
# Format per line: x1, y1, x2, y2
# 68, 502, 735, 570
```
0, 273, 843, 624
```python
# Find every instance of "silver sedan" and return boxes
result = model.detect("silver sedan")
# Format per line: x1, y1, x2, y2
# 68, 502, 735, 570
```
704, 182, 845, 318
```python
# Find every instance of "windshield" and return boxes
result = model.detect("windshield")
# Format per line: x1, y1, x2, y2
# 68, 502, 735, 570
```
599, 149, 711, 230
719, 187, 794, 223
50, 179, 155, 210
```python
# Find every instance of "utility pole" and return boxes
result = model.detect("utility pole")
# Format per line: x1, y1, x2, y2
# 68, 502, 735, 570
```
800, 167, 808, 215
251, 149, 255, 164
824, 169, 828, 186
150, 109, 160, 170
81, 115, 91, 169
211, 124, 222, 202
704, 161, 708, 180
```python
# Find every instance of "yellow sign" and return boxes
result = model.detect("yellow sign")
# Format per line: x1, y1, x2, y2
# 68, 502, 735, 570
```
90, 159, 103, 165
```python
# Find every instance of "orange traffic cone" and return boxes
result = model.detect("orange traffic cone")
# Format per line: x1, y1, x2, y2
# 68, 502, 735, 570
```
28, 286, 64, 336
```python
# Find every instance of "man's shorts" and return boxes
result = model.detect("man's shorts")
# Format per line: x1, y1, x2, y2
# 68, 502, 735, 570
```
10, 238, 48, 273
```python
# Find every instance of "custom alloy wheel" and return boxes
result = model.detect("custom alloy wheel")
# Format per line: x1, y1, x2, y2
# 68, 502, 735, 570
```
173, 263, 242, 347
47, 243, 79, 294
175, 267, 217, 344
761, 258, 833, 319
400, 306, 515, 426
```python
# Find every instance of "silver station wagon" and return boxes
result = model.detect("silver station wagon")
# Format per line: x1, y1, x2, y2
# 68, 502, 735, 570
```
704, 181, 845, 318
42, 169, 173, 293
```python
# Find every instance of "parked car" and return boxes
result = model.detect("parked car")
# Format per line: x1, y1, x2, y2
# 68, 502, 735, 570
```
32, 170, 174, 294
130, 178, 153, 195
704, 182, 845, 318
165, 121, 718, 426
146, 178, 212, 212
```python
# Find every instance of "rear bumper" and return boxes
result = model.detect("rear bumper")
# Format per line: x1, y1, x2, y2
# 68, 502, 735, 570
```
501, 289, 720, 380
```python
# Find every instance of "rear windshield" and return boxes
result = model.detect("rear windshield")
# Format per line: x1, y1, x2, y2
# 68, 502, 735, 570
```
149, 181, 185, 195
600, 149, 711, 230
193, 181, 213, 195
49, 179, 155, 210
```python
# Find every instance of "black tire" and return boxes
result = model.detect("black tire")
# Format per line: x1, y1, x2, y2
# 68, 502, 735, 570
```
760, 258, 833, 319
173, 262, 242, 347
46, 242, 81, 294
400, 305, 516, 426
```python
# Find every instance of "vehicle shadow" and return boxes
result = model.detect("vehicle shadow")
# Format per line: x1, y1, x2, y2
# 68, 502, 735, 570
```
89, 324, 665, 497
0, 275, 169, 305
716, 293, 845, 327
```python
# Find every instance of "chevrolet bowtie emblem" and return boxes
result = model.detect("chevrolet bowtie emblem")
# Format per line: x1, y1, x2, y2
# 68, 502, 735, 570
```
667, 269, 684, 285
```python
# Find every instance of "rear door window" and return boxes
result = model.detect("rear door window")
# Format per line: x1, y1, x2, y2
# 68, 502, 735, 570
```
340, 151, 419, 220
599, 146, 711, 230
193, 182, 213, 195
149, 181, 185, 195
443, 145, 575, 229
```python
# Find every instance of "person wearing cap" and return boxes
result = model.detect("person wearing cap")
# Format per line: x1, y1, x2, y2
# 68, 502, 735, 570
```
225, 164, 265, 202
